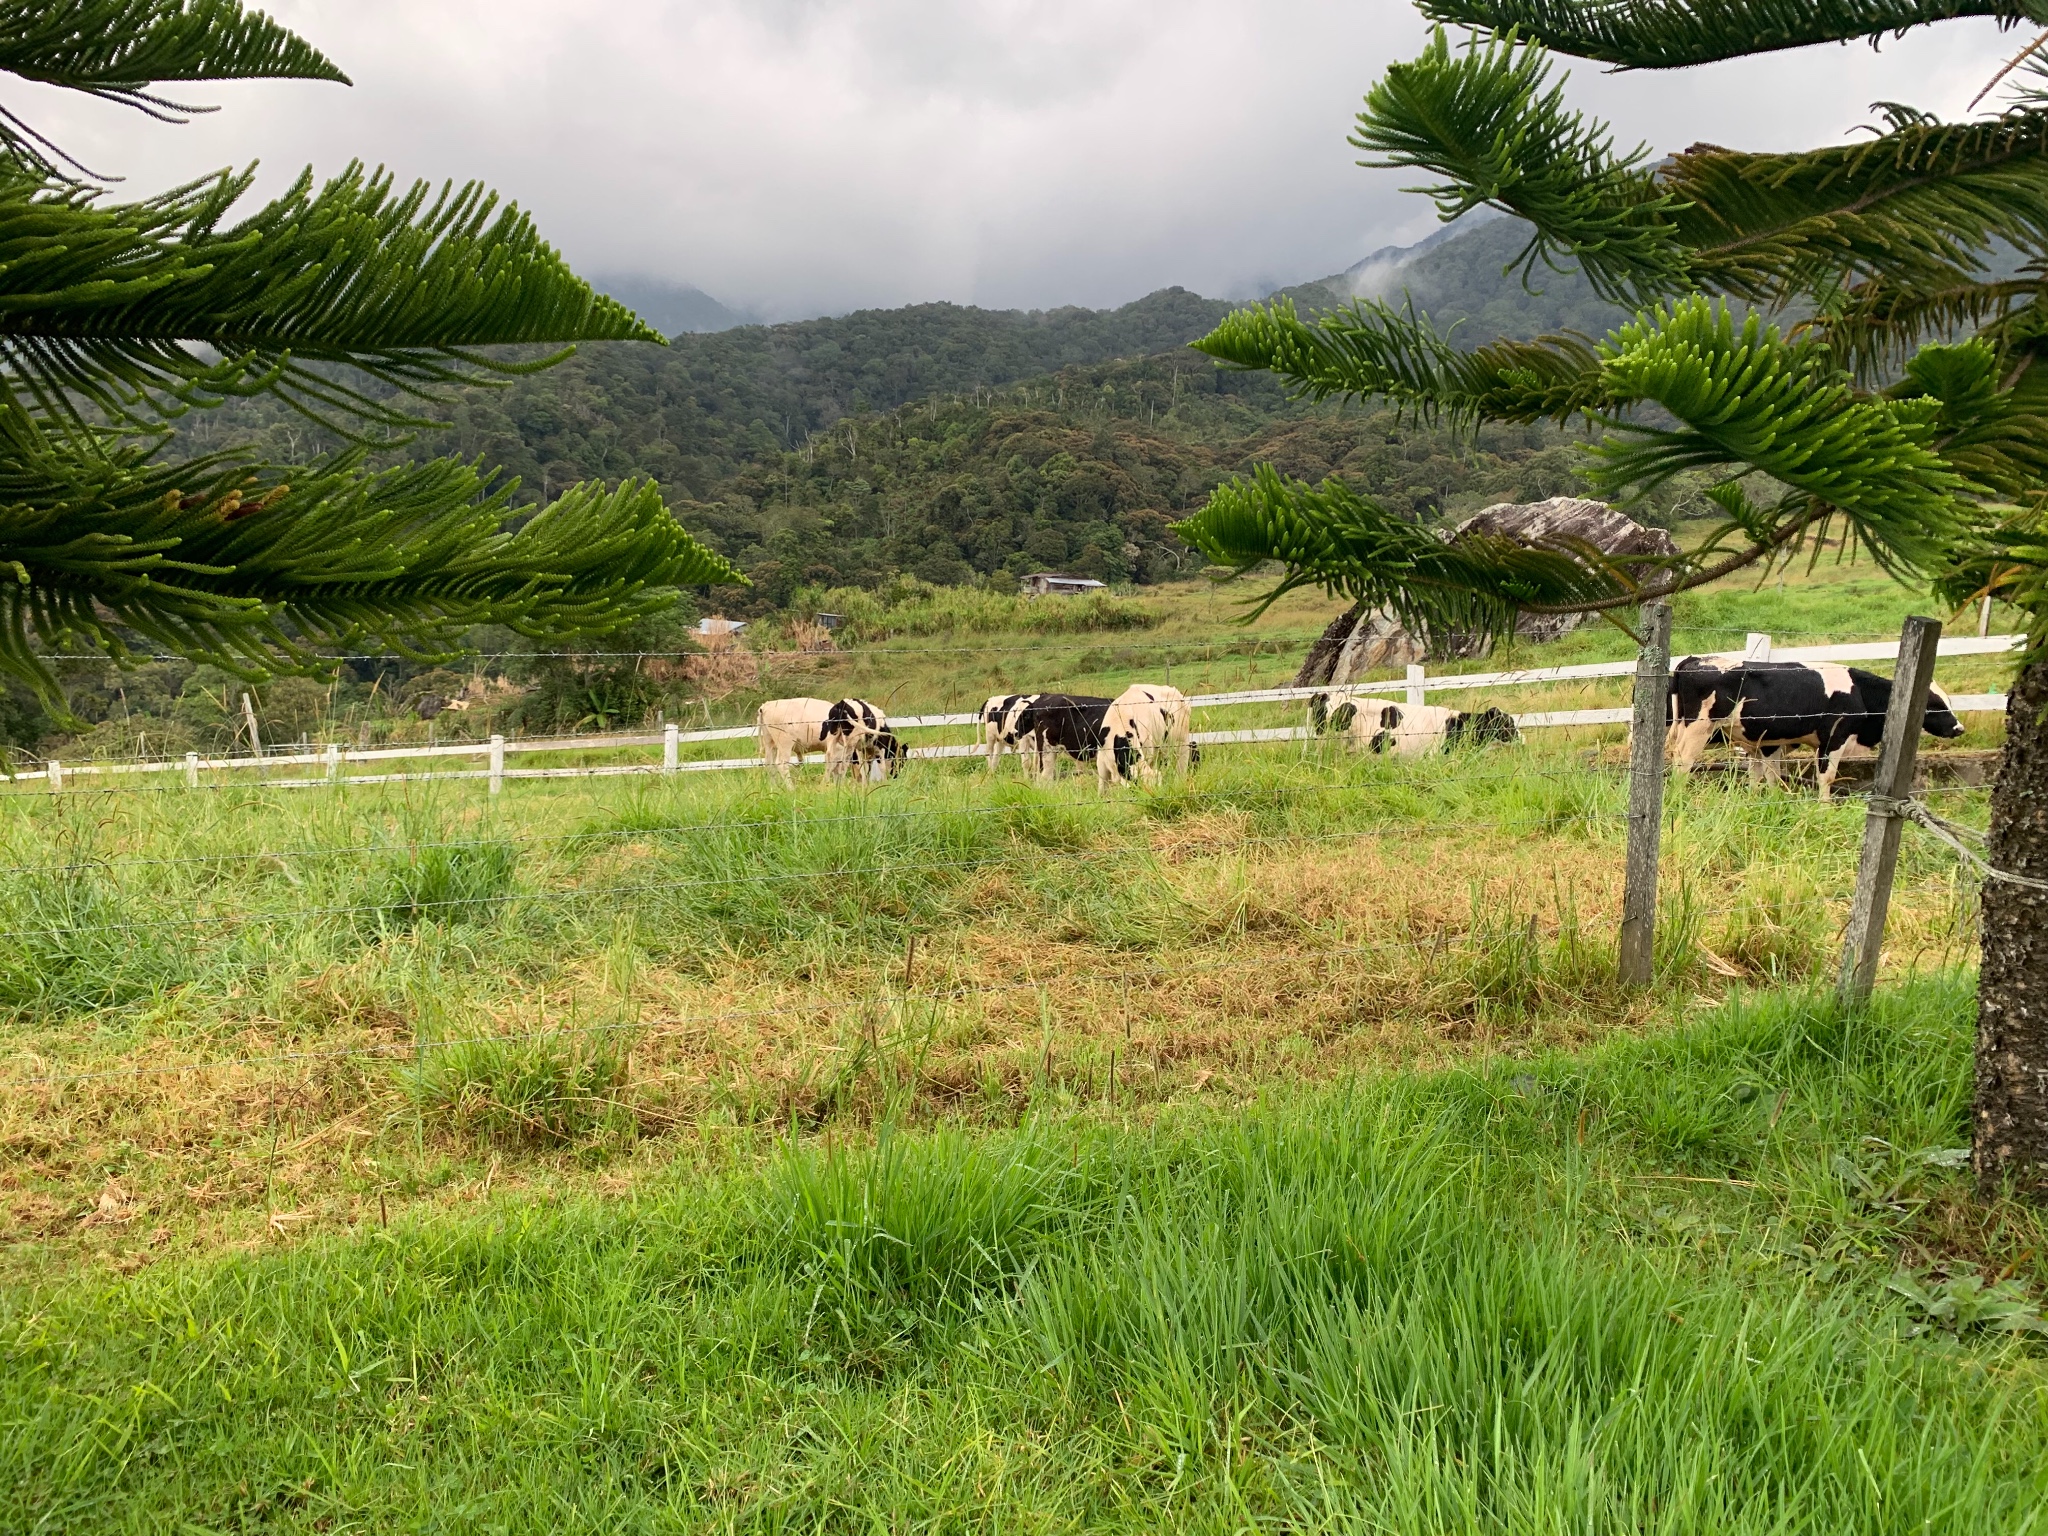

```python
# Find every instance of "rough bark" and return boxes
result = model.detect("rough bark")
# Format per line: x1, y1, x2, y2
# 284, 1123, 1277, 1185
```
1975, 652, 2048, 1201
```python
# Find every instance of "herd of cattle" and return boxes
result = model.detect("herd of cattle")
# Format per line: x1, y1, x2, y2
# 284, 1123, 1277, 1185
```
751, 656, 1966, 796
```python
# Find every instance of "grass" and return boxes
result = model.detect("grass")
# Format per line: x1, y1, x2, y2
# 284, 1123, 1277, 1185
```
0, 739, 1987, 1275
3, 978, 2044, 1532
0, 561, 2035, 1529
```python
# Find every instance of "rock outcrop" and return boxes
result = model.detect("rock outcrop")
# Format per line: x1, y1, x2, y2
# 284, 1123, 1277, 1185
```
1293, 497, 1678, 688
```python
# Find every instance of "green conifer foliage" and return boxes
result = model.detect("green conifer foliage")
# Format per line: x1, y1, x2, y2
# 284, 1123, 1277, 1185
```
1170, 2, 2048, 1198
0, 1, 739, 703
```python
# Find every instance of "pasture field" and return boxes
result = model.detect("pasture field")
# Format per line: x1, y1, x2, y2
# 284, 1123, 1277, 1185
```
2, 558, 2041, 1531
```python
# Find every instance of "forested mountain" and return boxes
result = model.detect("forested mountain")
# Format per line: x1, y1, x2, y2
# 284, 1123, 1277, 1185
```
176, 216, 1622, 602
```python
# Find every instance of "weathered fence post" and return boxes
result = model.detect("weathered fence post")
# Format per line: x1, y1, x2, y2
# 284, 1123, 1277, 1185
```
1619, 600, 1673, 987
1745, 631, 1772, 662
1838, 615, 1944, 1007
1405, 663, 1426, 711
663, 722, 679, 774
46, 758, 61, 793
324, 742, 341, 784
488, 734, 505, 797
184, 751, 199, 789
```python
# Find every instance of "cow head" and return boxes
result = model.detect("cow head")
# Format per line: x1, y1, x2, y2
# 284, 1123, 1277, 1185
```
1111, 731, 1140, 779
1923, 685, 1965, 739
875, 729, 907, 775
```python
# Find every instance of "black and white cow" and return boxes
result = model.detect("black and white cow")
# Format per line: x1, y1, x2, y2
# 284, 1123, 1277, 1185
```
1667, 658, 1963, 799
1098, 684, 1194, 789
980, 693, 1042, 771
1011, 693, 1114, 781
1355, 701, 1522, 756
821, 697, 901, 781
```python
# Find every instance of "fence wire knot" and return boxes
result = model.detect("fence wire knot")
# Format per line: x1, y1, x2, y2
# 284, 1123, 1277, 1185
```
1873, 795, 2048, 892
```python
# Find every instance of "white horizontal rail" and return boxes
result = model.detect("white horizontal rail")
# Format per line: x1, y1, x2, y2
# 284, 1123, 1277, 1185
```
8, 633, 2019, 788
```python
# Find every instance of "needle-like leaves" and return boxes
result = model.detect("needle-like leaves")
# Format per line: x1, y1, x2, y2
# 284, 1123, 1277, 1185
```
0, 425, 742, 703
0, 0, 348, 173
1414, 0, 2042, 69
0, 163, 662, 438
1171, 463, 1642, 642
1194, 296, 1612, 425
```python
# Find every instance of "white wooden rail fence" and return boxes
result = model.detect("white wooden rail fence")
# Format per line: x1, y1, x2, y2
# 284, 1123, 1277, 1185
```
14, 632, 2021, 793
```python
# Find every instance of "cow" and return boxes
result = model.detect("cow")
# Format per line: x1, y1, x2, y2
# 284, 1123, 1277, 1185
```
1666, 659, 1963, 799
757, 697, 896, 785
1354, 701, 1522, 756
980, 693, 1042, 771
1098, 683, 1194, 790
821, 697, 899, 781
1010, 693, 1114, 782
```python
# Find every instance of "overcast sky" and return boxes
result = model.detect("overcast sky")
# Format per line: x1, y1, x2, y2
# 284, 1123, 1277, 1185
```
19, 1, 2023, 320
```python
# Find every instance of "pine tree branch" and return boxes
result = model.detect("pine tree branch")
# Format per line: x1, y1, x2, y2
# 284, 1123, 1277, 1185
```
0, 427, 743, 705
0, 1, 347, 174
1192, 296, 1613, 425
1414, 1, 2039, 69
0, 163, 663, 437
1352, 29, 1690, 304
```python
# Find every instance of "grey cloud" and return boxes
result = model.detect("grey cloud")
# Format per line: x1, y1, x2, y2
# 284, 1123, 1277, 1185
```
12, 2, 2026, 322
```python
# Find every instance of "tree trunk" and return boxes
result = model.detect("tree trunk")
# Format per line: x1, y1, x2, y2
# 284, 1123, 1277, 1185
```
1975, 652, 2048, 1200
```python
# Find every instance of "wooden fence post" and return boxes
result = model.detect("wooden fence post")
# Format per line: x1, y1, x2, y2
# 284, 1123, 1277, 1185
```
663, 722, 679, 774
1618, 600, 1672, 987
488, 734, 505, 797
1838, 615, 1944, 1007
1405, 663, 1426, 711
325, 742, 341, 783
46, 758, 61, 793
185, 751, 199, 789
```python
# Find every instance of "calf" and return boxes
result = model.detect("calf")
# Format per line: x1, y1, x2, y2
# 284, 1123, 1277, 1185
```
1355, 701, 1521, 756
1011, 694, 1114, 782
1097, 684, 1194, 790
1666, 659, 1963, 799
980, 693, 1042, 771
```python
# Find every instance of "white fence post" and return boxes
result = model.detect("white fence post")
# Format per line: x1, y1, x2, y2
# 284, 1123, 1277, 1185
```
1618, 601, 1672, 987
1405, 663, 1426, 711
185, 751, 199, 789
1745, 631, 1772, 662
663, 722, 679, 774
325, 743, 341, 783
488, 734, 505, 796
46, 759, 61, 793
1838, 615, 1944, 1007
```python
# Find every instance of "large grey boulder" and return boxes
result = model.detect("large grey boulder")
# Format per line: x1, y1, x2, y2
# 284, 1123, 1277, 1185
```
1294, 497, 1678, 687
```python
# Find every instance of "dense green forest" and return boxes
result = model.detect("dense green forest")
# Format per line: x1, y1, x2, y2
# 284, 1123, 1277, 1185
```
10, 220, 1638, 757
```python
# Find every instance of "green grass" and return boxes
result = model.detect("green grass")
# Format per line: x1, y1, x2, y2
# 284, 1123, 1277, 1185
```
4, 977, 2043, 1532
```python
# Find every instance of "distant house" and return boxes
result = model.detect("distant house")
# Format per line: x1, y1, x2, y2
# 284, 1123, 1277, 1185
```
1021, 573, 1106, 597
696, 616, 747, 638
812, 613, 845, 631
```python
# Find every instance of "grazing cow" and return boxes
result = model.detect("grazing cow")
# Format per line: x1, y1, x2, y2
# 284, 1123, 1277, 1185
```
1666, 659, 1963, 798
1011, 693, 1114, 781
1098, 683, 1194, 789
757, 696, 835, 785
821, 697, 898, 781
1355, 701, 1522, 756
758, 697, 897, 784
980, 693, 1042, 771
